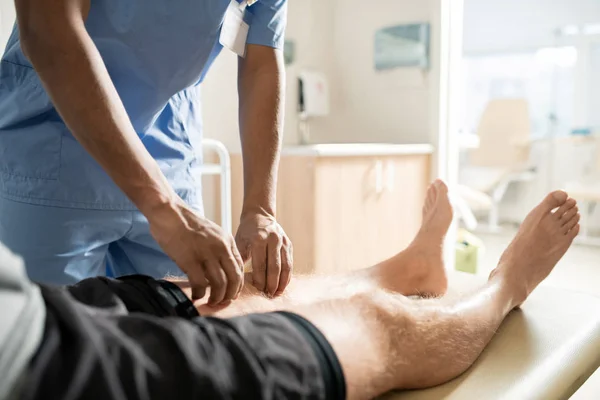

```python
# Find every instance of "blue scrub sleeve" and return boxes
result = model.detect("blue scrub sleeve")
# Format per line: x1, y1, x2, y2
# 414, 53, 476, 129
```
246, 0, 288, 49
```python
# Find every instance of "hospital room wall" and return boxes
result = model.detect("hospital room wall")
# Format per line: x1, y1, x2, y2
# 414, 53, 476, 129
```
203, 0, 444, 148
0, 0, 15, 48
317, 0, 442, 147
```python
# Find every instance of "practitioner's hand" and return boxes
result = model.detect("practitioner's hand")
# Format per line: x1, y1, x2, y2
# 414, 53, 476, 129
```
235, 211, 293, 297
148, 200, 244, 306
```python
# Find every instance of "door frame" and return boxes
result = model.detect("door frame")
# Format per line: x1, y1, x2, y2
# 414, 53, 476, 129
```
435, 0, 464, 270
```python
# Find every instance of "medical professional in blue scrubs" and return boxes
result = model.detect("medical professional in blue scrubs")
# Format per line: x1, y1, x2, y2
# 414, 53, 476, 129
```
0, 0, 292, 305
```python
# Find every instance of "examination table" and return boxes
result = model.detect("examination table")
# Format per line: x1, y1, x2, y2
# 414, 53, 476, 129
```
382, 273, 600, 400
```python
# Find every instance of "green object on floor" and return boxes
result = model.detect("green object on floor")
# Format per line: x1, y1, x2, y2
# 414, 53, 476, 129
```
455, 229, 483, 274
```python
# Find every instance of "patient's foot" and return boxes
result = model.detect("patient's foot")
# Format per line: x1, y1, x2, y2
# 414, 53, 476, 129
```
374, 179, 452, 297
489, 191, 580, 308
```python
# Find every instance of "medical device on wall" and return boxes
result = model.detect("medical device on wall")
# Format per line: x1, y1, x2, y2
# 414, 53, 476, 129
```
298, 71, 330, 144
374, 23, 431, 70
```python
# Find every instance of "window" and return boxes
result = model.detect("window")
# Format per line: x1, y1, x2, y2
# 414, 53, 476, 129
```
460, 48, 576, 139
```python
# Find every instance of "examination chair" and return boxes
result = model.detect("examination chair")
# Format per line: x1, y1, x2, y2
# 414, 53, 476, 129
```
460, 99, 536, 231
382, 273, 600, 400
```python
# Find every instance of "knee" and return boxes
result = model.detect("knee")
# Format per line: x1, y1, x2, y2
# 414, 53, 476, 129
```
358, 292, 469, 387
371, 290, 414, 321
354, 290, 416, 345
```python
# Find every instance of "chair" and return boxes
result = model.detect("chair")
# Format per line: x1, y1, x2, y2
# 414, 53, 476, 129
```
459, 98, 536, 231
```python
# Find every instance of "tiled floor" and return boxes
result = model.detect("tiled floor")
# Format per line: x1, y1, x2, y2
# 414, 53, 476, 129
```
474, 230, 600, 399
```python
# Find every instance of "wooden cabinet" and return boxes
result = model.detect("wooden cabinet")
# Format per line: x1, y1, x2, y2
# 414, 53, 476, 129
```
231, 146, 432, 274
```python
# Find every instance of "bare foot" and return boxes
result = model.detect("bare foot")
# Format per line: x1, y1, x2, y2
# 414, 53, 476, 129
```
490, 191, 580, 308
374, 179, 452, 297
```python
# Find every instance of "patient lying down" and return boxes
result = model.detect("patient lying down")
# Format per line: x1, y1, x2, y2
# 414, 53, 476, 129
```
3, 180, 580, 400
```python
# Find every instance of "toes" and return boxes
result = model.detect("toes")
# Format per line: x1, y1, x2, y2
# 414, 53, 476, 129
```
425, 182, 438, 208
541, 190, 568, 212
559, 205, 578, 226
424, 179, 449, 215
553, 198, 577, 219
428, 186, 436, 205
562, 213, 581, 234
433, 179, 448, 193
568, 224, 581, 240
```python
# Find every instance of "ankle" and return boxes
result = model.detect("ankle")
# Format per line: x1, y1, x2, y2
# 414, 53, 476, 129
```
407, 239, 444, 258
379, 250, 424, 278
488, 267, 526, 311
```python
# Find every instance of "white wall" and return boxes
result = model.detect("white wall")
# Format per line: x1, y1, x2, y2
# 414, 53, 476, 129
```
464, 0, 600, 54
0, 0, 15, 49
204, 0, 443, 147
321, 0, 441, 145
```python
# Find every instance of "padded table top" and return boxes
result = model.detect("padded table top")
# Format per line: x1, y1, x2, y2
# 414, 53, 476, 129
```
382, 274, 600, 400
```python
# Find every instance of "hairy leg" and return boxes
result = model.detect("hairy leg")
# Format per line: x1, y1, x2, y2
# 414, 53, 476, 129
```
175, 180, 454, 316
177, 191, 578, 399
297, 277, 516, 398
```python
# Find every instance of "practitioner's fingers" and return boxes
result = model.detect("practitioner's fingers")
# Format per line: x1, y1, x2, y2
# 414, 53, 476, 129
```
251, 242, 268, 293
275, 236, 293, 296
265, 232, 283, 297
204, 260, 227, 306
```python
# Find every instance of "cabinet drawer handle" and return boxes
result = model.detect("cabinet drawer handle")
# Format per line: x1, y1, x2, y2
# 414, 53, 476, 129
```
386, 161, 395, 192
375, 160, 384, 194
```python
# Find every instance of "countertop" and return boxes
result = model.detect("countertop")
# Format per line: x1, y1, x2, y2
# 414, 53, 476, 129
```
279, 143, 434, 157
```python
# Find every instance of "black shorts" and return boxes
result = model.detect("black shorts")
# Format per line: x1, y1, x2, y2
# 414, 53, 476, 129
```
21, 276, 346, 400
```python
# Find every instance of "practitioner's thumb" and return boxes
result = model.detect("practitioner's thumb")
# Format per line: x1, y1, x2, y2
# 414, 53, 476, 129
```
235, 236, 251, 262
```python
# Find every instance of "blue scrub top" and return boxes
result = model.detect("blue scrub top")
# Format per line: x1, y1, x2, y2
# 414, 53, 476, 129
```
0, 0, 287, 210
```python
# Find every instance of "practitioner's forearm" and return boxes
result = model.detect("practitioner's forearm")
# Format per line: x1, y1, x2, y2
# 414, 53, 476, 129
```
237, 45, 284, 218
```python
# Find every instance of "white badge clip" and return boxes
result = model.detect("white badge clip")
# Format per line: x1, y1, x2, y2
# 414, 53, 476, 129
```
219, 0, 250, 58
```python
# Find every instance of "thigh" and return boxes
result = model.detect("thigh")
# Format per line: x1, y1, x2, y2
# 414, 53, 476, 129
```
0, 197, 130, 285
108, 211, 184, 279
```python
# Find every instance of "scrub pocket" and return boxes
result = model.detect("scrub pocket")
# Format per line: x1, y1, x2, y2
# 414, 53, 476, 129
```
0, 61, 62, 180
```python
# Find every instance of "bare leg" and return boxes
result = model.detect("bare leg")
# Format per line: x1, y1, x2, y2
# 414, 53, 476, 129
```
370, 178, 451, 296
179, 191, 579, 399
490, 194, 580, 305
318, 191, 579, 398
182, 180, 453, 316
